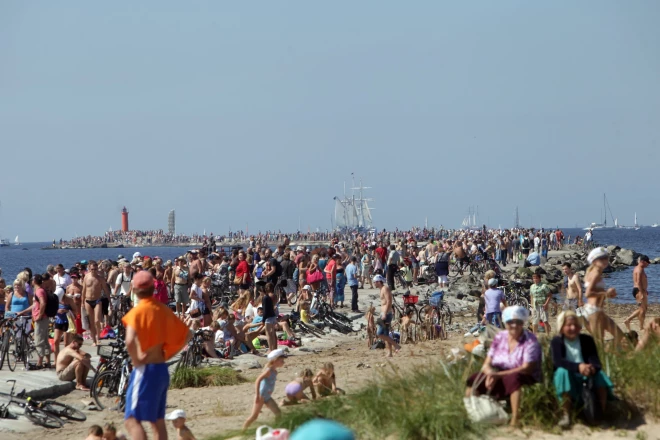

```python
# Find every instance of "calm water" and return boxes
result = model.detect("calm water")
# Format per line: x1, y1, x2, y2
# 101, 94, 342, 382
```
0, 228, 658, 303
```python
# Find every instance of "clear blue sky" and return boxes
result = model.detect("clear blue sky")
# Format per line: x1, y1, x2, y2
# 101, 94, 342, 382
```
1, 1, 659, 242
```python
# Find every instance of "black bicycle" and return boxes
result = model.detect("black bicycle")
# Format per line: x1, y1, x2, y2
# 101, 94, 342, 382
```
175, 329, 210, 370
0, 380, 64, 428
2, 316, 37, 371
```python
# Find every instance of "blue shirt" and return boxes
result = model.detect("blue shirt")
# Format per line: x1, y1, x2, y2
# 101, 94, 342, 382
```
526, 252, 541, 266
345, 263, 359, 286
252, 316, 263, 324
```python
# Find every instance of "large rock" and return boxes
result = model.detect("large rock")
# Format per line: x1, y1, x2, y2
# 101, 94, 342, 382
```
652, 257, 660, 265
607, 245, 621, 254
614, 248, 645, 266
516, 267, 534, 278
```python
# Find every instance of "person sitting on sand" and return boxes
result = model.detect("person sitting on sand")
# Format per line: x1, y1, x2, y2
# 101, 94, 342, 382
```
281, 369, 317, 405
465, 306, 541, 428
165, 409, 196, 440
86, 425, 104, 440
551, 311, 613, 429
313, 362, 344, 397
636, 317, 660, 352
55, 334, 95, 391
102, 422, 127, 440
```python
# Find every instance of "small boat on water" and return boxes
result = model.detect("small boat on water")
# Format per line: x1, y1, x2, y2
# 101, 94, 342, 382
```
0, 238, 9, 247
14, 236, 20, 246
652, 223, 659, 228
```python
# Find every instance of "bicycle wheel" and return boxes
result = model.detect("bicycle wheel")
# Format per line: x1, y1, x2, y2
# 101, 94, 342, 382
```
23, 334, 37, 370
175, 348, 191, 371
510, 296, 529, 310
40, 400, 87, 421
24, 406, 63, 429
91, 370, 121, 410
6, 334, 17, 372
438, 303, 453, 325
0, 331, 9, 370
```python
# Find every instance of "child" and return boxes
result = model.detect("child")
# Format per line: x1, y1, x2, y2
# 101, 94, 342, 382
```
102, 423, 127, 440
165, 409, 196, 440
86, 425, 103, 440
365, 305, 376, 347
313, 362, 343, 397
300, 300, 312, 324
185, 274, 205, 327
281, 369, 316, 406
243, 349, 286, 430
530, 272, 552, 334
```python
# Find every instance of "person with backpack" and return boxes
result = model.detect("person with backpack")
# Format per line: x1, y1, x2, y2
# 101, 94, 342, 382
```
521, 234, 531, 259
32, 274, 54, 369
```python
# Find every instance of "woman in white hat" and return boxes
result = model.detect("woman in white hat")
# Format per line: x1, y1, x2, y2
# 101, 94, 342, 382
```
583, 248, 624, 348
465, 305, 541, 427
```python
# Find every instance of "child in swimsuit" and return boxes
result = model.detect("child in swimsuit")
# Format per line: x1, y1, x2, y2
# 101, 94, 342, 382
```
243, 349, 286, 430
313, 362, 344, 397
281, 369, 316, 406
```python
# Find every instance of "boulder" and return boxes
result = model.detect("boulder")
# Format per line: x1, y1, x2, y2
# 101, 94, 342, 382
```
532, 266, 547, 275
516, 267, 534, 278
607, 245, 621, 254
652, 257, 660, 265
614, 249, 644, 266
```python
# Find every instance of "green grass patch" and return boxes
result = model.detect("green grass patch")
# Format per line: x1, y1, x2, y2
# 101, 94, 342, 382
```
170, 366, 247, 389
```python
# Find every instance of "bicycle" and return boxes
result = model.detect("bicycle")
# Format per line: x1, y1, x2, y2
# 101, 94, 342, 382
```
0, 318, 13, 370
2, 316, 37, 371
391, 291, 421, 343
311, 290, 355, 334
0, 380, 64, 428
418, 290, 453, 327
501, 280, 531, 311
90, 351, 132, 411
108, 295, 131, 328
175, 329, 212, 370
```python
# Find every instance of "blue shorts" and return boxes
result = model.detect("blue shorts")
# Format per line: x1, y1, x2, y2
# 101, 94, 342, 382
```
125, 363, 169, 422
377, 313, 393, 336
265, 317, 278, 325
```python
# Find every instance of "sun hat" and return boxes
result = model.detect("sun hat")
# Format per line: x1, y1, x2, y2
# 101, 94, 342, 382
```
587, 247, 609, 264
132, 252, 142, 259
372, 274, 385, 283
267, 348, 286, 361
557, 310, 578, 331
502, 305, 530, 324
302, 285, 311, 291
165, 409, 186, 420
117, 254, 124, 260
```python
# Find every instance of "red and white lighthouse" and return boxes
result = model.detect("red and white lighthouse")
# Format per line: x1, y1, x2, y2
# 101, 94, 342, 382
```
121, 206, 129, 232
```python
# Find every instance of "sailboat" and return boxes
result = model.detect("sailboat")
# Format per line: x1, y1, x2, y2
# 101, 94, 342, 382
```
14, 236, 20, 246
584, 194, 619, 230
333, 175, 374, 231
634, 213, 640, 230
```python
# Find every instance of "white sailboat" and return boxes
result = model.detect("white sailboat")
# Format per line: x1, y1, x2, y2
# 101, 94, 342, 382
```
14, 236, 20, 245
333, 175, 374, 231
634, 213, 640, 230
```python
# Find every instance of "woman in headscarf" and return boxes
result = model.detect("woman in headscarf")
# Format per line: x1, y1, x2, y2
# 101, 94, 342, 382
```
465, 306, 541, 427
583, 248, 625, 348
551, 310, 613, 429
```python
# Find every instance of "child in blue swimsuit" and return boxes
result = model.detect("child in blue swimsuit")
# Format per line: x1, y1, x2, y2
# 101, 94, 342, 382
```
243, 349, 286, 430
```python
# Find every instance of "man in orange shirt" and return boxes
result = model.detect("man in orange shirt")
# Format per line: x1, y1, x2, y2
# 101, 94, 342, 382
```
122, 271, 191, 440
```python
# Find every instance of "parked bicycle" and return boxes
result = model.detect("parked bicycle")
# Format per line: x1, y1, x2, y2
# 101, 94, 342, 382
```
90, 345, 132, 411
1, 316, 37, 371
175, 329, 212, 370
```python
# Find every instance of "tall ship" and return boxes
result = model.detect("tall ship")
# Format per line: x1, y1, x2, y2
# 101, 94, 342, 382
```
333, 175, 374, 231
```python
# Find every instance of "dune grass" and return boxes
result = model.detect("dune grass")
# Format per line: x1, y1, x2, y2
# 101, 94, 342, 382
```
170, 366, 247, 389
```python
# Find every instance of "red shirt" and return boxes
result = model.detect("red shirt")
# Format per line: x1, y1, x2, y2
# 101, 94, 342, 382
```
153, 279, 169, 304
375, 247, 387, 263
32, 288, 47, 321
236, 260, 250, 284
325, 259, 336, 281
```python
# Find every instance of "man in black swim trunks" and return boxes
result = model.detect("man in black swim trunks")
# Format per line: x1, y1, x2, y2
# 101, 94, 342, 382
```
81, 260, 111, 346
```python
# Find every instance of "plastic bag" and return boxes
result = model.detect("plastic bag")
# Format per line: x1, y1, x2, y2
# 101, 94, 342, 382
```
66, 311, 77, 334
256, 425, 289, 440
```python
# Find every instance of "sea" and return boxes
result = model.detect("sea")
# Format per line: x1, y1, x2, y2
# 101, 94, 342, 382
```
0, 227, 658, 304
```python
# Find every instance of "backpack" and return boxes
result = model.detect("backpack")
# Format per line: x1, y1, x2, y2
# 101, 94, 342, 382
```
255, 263, 266, 280
45, 292, 60, 318
522, 238, 530, 248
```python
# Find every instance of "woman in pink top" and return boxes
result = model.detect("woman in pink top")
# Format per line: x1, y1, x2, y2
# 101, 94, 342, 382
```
151, 268, 169, 304
324, 255, 337, 307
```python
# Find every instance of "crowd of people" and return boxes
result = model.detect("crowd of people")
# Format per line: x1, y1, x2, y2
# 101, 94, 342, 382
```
0, 224, 657, 437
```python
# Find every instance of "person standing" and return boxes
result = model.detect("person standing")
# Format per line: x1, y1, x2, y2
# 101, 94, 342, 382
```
170, 257, 189, 317
81, 260, 111, 346
624, 256, 650, 332
483, 278, 507, 328
561, 263, 583, 311
386, 245, 401, 291
434, 249, 450, 289
122, 271, 191, 440
31, 274, 52, 369
373, 275, 401, 357
530, 272, 552, 334
346, 257, 360, 312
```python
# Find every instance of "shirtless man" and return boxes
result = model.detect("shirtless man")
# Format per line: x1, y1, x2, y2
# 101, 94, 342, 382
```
561, 263, 583, 311
188, 251, 204, 279
624, 256, 650, 332
373, 275, 400, 357
453, 240, 469, 269
67, 273, 83, 334
81, 260, 111, 345
55, 335, 95, 391
171, 257, 190, 317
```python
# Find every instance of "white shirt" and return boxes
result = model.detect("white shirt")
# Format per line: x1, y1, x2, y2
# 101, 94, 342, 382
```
534, 237, 540, 247
53, 273, 72, 290
115, 272, 133, 295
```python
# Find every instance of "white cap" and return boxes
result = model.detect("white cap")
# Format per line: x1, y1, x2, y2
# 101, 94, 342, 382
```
132, 252, 142, 259
165, 409, 186, 420
372, 274, 385, 283
487, 278, 498, 287
303, 285, 311, 291
267, 348, 286, 361
296, 246, 304, 251
587, 247, 609, 264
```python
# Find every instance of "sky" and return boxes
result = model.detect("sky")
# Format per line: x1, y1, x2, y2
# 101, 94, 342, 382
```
1, 1, 659, 242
